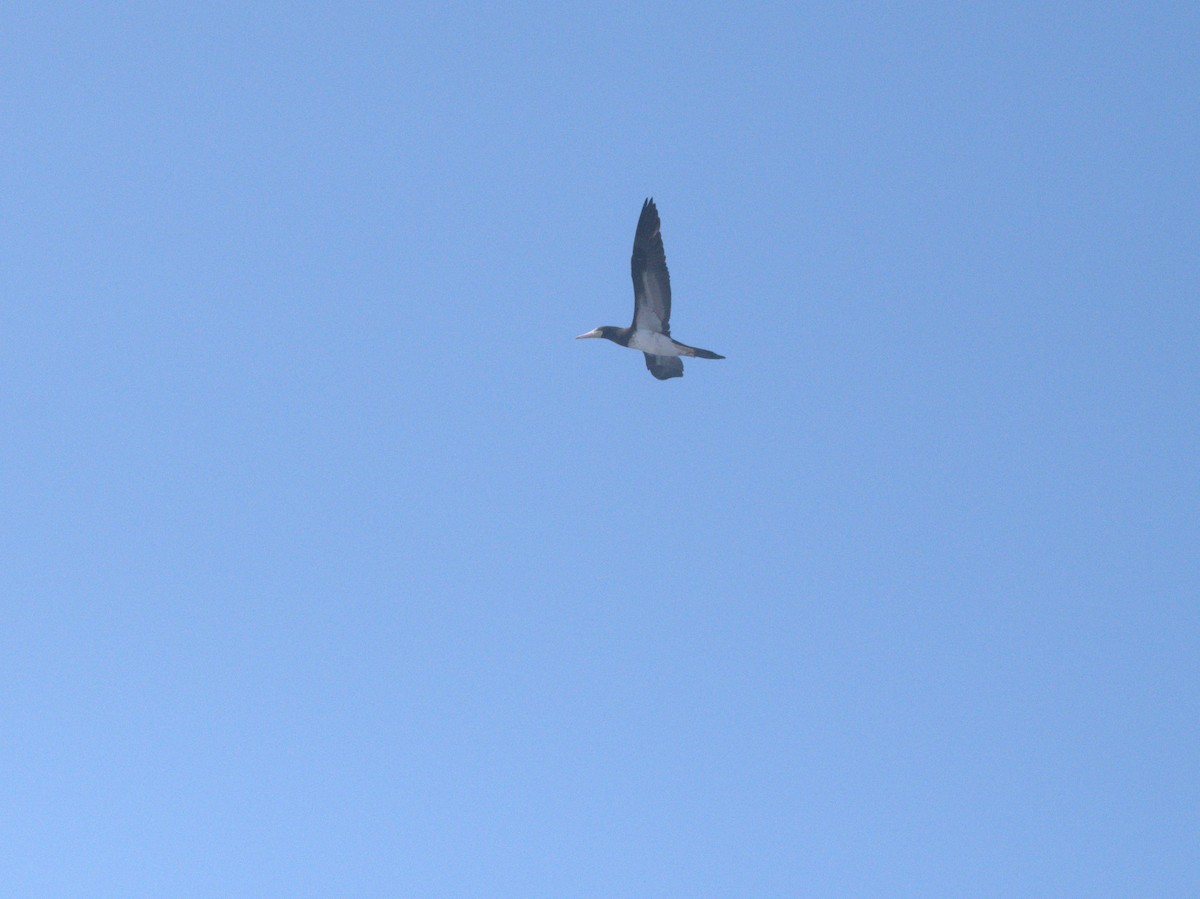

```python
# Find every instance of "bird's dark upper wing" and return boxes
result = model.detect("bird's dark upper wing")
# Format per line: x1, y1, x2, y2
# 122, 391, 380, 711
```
644, 353, 683, 380
630, 198, 672, 334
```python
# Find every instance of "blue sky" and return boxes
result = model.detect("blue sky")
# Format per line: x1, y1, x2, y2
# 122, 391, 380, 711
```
2, 3, 1196, 895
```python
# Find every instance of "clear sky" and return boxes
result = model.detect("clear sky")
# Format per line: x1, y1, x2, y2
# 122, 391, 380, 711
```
2, 3, 1196, 895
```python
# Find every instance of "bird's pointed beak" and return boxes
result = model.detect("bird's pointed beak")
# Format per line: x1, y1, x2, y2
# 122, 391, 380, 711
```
575, 328, 602, 339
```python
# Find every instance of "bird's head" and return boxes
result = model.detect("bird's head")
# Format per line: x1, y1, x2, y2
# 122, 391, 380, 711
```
575, 326, 617, 342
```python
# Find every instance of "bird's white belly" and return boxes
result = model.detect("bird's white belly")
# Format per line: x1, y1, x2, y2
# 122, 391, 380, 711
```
627, 330, 681, 355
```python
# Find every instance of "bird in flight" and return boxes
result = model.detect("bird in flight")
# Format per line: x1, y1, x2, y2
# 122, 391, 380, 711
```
576, 198, 724, 380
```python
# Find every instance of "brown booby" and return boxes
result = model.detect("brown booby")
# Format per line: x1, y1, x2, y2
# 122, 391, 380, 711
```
576, 198, 724, 380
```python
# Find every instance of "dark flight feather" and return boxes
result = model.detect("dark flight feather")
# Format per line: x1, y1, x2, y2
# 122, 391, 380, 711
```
630, 198, 672, 335
644, 353, 684, 380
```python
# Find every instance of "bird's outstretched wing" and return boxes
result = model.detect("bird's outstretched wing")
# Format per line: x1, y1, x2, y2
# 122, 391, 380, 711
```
630, 198, 672, 334
644, 353, 683, 380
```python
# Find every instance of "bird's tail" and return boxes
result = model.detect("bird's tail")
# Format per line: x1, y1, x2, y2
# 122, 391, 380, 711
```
671, 338, 724, 360
676, 340, 720, 360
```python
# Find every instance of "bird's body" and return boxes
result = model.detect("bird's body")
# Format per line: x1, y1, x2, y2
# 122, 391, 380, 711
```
627, 328, 688, 356
577, 199, 724, 380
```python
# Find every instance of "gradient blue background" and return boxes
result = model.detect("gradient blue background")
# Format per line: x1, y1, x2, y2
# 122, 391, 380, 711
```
3, 3, 1197, 895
